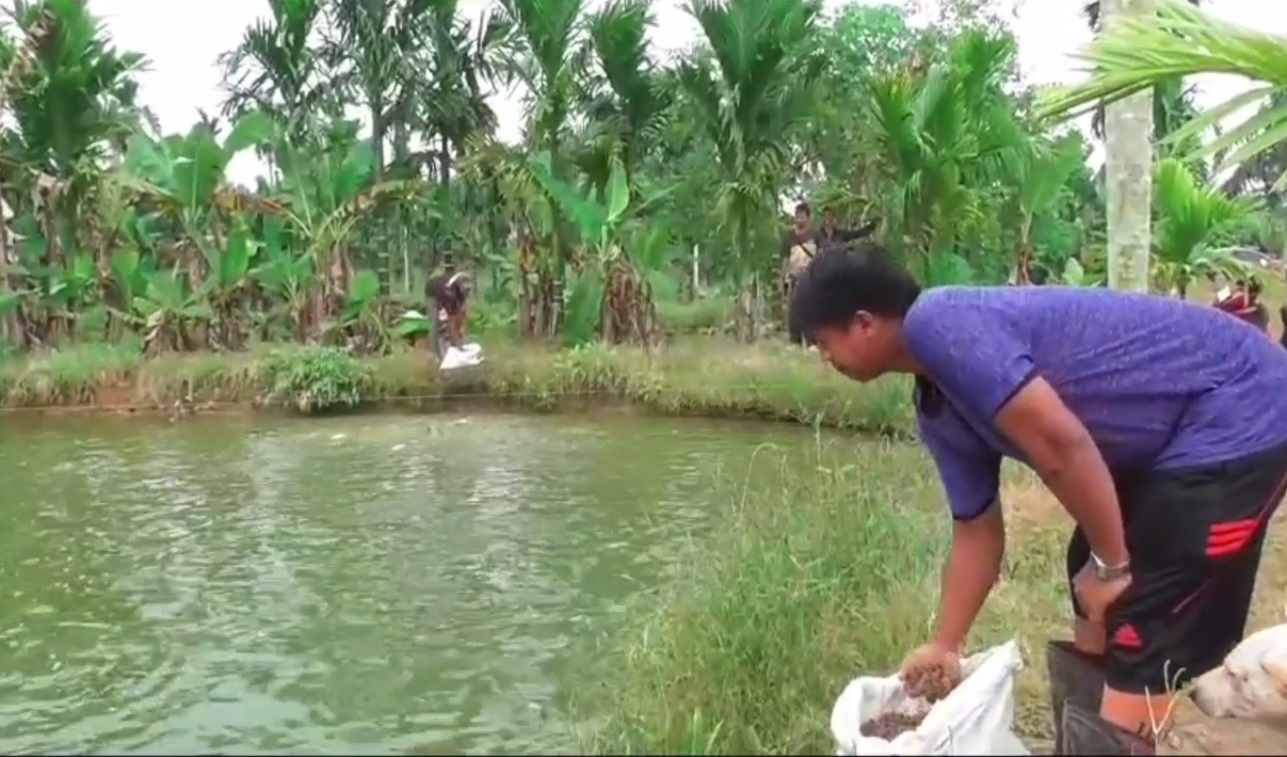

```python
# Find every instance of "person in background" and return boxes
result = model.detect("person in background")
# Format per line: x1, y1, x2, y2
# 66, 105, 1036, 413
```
818, 205, 877, 248
1279, 299, 1287, 351
780, 202, 819, 332
788, 244, 1287, 754
1246, 279, 1269, 333
1215, 278, 1270, 335
425, 256, 471, 361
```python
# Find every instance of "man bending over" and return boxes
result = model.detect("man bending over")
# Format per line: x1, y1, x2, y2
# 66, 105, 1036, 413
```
789, 244, 1287, 753
425, 257, 471, 361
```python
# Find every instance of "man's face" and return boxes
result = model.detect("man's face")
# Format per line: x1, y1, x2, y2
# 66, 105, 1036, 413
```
823, 210, 836, 228
794, 210, 810, 231
811, 313, 892, 382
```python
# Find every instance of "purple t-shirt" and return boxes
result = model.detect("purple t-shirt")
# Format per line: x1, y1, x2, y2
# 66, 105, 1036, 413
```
906, 286, 1287, 520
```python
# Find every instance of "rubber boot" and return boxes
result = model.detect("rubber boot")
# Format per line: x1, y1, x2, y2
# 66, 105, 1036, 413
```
1046, 640, 1107, 754
1062, 701, 1155, 755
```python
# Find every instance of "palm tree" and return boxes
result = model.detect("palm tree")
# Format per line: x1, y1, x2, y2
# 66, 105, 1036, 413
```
218, 0, 335, 146
1083, 0, 1202, 148
1040, 0, 1287, 194
1008, 134, 1087, 284
1091, 0, 1156, 292
0, 0, 146, 346
0, 0, 145, 260
1151, 158, 1250, 298
582, 0, 670, 180
324, 0, 435, 295
405, 0, 507, 272
677, 0, 825, 340
493, 0, 588, 337
863, 29, 1025, 283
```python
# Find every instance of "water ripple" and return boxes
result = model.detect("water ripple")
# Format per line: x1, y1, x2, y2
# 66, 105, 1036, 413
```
0, 413, 818, 754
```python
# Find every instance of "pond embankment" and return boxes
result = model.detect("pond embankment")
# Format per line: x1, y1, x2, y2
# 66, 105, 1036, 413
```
0, 338, 914, 434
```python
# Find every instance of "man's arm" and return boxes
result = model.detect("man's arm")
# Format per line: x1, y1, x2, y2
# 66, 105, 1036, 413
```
937, 503, 1005, 651
920, 407, 1005, 651
839, 220, 877, 242
993, 379, 1127, 566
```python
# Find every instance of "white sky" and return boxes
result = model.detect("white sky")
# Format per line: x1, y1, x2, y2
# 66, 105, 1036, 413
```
90, 0, 1287, 184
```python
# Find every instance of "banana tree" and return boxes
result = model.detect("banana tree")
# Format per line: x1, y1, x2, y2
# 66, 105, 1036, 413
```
250, 216, 314, 343
205, 221, 255, 350
131, 271, 214, 355
1152, 158, 1252, 298
529, 150, 675, 346
322, 268, 392, 352
1058, 257, 1105, 288
270, 123, 424, 341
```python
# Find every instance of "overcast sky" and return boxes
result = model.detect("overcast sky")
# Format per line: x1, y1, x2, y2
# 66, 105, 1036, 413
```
90, 0, 1287, 184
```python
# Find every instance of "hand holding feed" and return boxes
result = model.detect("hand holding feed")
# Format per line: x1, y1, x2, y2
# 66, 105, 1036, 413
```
899, 641, 962, 702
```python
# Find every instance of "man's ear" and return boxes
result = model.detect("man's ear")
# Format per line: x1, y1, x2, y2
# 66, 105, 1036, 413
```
851, 310, 876, 332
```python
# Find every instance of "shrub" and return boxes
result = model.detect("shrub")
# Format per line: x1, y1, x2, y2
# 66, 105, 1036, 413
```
260, 346, 374, 414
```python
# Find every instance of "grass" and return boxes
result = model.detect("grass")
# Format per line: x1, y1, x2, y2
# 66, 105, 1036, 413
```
577, 437, 1287, 755
0, 337, 914, 433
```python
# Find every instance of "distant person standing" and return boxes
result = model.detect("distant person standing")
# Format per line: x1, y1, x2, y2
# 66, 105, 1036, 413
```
781, 202, 819, 339
425, 256, 471, 361
781, 202, 818, 287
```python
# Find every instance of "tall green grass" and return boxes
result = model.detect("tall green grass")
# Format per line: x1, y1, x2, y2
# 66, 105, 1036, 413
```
578, 437, 950, 754
578, 442, 1072, 754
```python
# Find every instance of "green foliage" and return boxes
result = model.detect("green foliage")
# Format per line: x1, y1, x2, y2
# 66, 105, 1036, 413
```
260, 346, 373, 413
1152, 158, 1254, 295
0, 0, 1280, 359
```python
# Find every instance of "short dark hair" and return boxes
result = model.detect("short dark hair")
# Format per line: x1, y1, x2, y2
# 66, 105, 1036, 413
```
794, 201, 811, 217
788, 243, 921, 342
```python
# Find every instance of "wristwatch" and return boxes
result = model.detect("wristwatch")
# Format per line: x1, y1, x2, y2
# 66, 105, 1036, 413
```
1091, 552, 1131, 581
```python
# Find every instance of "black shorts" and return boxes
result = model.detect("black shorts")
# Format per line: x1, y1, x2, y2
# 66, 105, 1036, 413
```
1066, 439, 1287, 694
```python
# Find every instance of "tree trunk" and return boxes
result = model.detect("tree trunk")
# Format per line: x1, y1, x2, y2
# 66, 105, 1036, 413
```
1102, 0, 1154, 293
370, 103, 390, 296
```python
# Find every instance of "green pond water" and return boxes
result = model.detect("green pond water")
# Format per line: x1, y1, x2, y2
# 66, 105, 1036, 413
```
0, 412, 823, 755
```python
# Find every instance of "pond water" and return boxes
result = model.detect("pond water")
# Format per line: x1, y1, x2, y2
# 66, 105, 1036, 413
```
0, 412, 823, 755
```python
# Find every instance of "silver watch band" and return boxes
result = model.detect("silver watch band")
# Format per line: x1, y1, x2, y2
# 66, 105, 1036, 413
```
1091, 552, 1130, 580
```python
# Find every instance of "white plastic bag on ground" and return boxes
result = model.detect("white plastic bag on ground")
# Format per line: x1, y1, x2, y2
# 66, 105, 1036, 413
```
440, 342, 484, 371
830, 640, 1029, 755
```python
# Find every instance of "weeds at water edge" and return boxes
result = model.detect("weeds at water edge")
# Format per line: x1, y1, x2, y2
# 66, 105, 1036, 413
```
576, 435, 953, 754
0, 339, 914, 433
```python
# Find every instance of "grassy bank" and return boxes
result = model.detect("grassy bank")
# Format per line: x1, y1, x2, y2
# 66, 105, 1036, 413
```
576, 440, 1068, 754
0, 338, 913, 434
581, 439, 1287, 755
